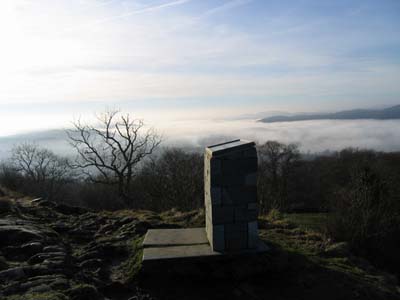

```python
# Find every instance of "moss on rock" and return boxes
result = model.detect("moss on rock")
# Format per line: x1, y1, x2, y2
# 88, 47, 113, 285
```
125, 237, 145, 282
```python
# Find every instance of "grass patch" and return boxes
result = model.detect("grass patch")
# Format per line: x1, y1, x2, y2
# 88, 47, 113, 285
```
284, 213, 329, 232
265, 227, 323, 257
259, 211, 328, 258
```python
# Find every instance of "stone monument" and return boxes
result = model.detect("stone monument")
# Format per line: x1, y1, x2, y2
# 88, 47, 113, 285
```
204, 139, 258, 252
142, 139, 266, 268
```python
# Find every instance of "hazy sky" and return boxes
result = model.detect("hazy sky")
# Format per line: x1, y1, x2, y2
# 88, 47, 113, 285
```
0, 0, 400, 135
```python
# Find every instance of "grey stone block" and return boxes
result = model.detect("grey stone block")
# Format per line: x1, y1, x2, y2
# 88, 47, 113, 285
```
221, 149, 245, 160
143, 228, 208, 248
243, 148, 258, 158
210, 187, 222, 205
247, 209, 258, 221
141, 228, 269, 272
245, 173, 257, 186
222, 159, 257, 174
234, 207, 258, 222
225, 223, 248, 251
204, 192, 210, 206
206, 140, 255, 157
204, 140, 260, 252
247, 202, 258, 210
212, 225, 225, 251
225, 235, 248, 250
210, 206, 234, 225
205, 198, 210, 213
204, 157, 210, 179
248, 221, 258, 249
222, 186, 257, 205
210, 173, 223, 186
143, 244, 219, 262
211, 173, 248, 186
225, 222, 248, 234
206, 224, 211, 243
206, 213, 212, 241
210, 159, 222, 174
209, 161, 258, 187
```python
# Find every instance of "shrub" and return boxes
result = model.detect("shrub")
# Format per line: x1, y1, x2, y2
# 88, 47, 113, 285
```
0, 164, 22, 191
327, 166, 400, 271
266, 208, 283, 222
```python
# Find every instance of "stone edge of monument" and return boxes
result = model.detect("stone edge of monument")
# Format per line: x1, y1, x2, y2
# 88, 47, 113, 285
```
205, 139, 255, 157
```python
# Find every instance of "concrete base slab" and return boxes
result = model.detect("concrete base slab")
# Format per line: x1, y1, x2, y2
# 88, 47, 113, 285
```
142, 228, 269, 270
143, 228, 208, 248
144, 244, 219, 261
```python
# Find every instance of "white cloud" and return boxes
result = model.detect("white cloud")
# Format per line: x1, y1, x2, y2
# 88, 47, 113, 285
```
3, 63, 399, 104
0, 0, 399, 126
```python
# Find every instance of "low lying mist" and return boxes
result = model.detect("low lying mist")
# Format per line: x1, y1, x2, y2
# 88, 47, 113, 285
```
162, 119, 400, 153
1, 119, 400, 159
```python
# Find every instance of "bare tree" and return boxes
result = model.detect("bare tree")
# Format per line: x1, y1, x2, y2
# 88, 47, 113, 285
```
257, 141, 300, 212
11, 143, 71, 200
67, 110, 161, 204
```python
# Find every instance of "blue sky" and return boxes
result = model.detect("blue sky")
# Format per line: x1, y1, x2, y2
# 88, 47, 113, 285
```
0, 0, 399, 135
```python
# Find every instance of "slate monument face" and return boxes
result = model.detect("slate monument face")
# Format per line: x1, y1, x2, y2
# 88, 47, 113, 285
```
204, 139, 258, 252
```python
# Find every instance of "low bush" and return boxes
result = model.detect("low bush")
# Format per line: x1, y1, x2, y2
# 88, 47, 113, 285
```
266, 208, 283, 222
327, 166, 400, 273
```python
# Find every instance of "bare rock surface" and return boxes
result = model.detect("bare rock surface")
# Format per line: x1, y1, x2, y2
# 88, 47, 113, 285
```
0, 197, 162, 300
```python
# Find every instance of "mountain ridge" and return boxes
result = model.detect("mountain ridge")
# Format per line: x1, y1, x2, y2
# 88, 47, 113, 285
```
259, 105, 400, 123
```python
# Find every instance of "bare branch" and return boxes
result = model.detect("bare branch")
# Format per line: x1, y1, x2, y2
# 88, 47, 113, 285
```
67, 109, 162, 204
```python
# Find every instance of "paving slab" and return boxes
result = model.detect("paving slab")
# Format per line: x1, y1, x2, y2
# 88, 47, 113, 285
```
143, 244, 220, 261
142, 228, 269, 265
143, 228, 208, 248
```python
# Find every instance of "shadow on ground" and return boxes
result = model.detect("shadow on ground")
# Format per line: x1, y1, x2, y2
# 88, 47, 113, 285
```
138, 237, 400, 300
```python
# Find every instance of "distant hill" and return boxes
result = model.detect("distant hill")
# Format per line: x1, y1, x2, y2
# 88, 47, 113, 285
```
0, 129, 72, 159
259, 105, 400, 123
228, 110, 291, 120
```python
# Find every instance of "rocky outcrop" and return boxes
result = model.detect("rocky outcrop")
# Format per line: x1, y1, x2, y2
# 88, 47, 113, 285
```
0, 197, 160, 300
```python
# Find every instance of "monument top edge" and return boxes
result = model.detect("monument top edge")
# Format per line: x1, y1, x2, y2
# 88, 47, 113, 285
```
205, 139, 255, 156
